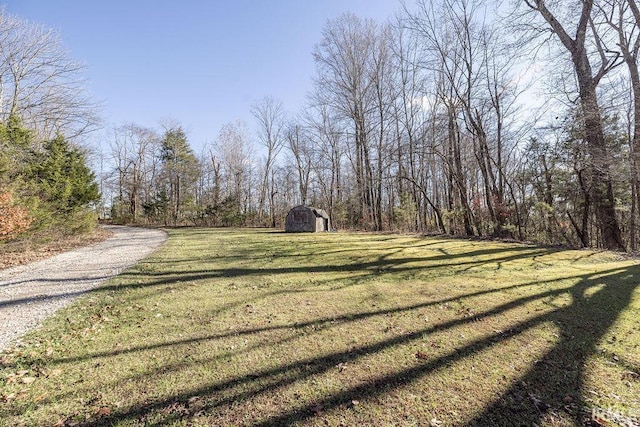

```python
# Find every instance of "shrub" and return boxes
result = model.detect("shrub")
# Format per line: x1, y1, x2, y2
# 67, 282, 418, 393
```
0, 190, 32, 240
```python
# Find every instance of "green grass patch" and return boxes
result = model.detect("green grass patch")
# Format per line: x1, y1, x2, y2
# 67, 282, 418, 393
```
1, 228, 639, 426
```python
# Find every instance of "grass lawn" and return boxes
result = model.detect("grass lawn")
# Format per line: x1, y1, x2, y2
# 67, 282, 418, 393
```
1, 228, 639, 426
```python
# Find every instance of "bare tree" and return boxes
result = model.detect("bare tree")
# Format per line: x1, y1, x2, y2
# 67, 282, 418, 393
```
598, 0, 640, 249
523, 0, 626, 250
389, 17, 443, 233
195, 145, 222, 226
313, 13, 374, 228
313, 13, 395, 230
402, 0, 523, 237
214, 121, 255, 216
251, 96, 286, 224
285, 121, 313, 206
0, 10, 99, 140
108, 124, 159, 222
303, 101, 346, 227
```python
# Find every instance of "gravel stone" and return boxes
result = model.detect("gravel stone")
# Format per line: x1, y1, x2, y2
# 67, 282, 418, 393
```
0, 225, 167, 352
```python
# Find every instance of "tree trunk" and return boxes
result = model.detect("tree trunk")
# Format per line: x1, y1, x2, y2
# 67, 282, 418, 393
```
447, 104, 475, 236
527, 0, 626, 250
579, 81, 625, 250
623, 0, 640, 249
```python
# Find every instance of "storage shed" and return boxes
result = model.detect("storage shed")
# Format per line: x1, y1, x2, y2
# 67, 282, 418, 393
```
285, 205, 330, 232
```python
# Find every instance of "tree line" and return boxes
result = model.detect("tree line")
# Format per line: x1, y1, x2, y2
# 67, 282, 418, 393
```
3, 2, 640, 252
105, 0, 640, 252
0, 10, 100, 242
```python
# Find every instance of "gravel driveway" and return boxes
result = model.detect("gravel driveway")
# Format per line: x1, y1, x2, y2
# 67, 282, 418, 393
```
0, 226, 167, 352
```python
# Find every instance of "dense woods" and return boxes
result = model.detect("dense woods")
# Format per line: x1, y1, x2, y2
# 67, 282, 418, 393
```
3, 1, 640, 251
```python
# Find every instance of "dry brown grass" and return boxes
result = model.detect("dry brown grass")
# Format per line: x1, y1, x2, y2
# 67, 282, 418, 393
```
0, 227, 112, 270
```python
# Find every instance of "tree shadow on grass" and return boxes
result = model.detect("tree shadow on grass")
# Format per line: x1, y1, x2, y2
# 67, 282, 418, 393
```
10, 244, 546, 319
86, 245, 558, 325
123, 245, 555, 285
249, 266, 639, 427
61, 264, 639, 427
0, 272, 568, 416
4, 234, 634, 425
464, 265, 640, 426
46, 269, 577, 368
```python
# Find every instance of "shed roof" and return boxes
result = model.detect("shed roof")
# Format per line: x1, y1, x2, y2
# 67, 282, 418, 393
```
308, 206, 329, 219
289, 205, 329, 218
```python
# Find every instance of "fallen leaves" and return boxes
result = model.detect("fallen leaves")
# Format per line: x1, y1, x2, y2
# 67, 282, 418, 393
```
0, 393, 16, 402
4, 369, 37, 385
158, 397, 207, 418
0, 392, 28, 402
528, 392, 549, 412
0, 356, 12, 367
311, 403, 324, 416
415, 351, 430, 360
48, 368, 63, 377
95, 407, 111, 416
21, 376, 37, 384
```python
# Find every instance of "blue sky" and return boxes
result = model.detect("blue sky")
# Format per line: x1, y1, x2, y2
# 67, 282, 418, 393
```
2, 0, 402, 151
